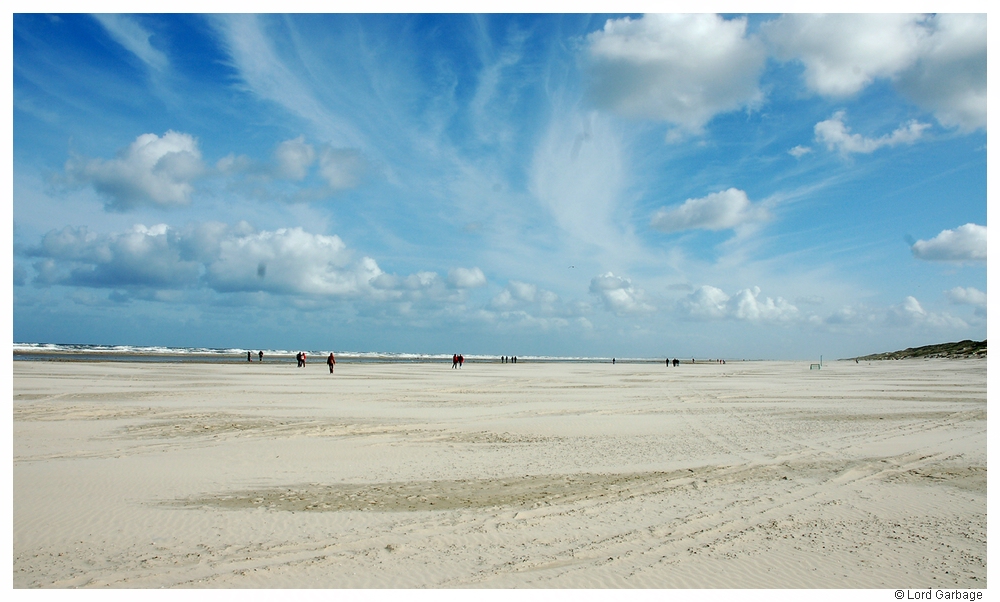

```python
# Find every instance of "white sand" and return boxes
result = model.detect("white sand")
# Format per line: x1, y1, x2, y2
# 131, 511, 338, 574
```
13, 359, 985, 588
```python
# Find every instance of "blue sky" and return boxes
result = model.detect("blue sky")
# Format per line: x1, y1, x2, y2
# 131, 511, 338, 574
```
12, 12, 988, 359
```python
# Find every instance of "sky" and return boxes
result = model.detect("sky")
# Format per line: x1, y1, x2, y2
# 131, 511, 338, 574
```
11, 11, 989, 360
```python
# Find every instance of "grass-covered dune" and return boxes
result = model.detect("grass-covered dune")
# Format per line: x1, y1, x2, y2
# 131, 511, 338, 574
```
853, 339, 986, 361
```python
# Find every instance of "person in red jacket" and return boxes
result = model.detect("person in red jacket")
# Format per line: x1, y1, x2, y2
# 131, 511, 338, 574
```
327, 352, 335, 373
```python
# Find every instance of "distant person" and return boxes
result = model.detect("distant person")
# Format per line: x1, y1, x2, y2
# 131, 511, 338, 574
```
458, 354, 464, 368
452, 354, 458, 369
673, 358, 679, 367
612, 358, 615, 365
302, 351, 307, 366
327, 352, 336, 373
296, 352, 302, 367
247, 351, 252, 362
259, 350, 264, 362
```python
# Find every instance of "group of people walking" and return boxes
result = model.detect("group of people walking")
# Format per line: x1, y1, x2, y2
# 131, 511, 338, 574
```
501, 355, 517, 363
452, 354, 464, 368
294, 350, 336, 373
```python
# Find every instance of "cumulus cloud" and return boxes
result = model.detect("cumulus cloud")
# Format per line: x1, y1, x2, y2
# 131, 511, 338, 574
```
814, 111, 930, 155
911, 223, 986, 262
318, 147, 366, 190
204, 227, 380, 296
884, 296, 967, 329
29, 224, 200, 288
651, 188, 768, 233
273, 135, 316, 180
589, 272, 654, 314
585, 13, 765, 134
894, 14, 986, 131
825, 296, 968, 330
26, 222, 402, 299
764, 14, 925, 97
788, 145, 812, 158
945, 286, 986, 307
763, 14, 985, 130
679, 285, 799, 322
220, 136, 367, 198
448, 267, 487, 289
492, 280, 537, 309
63, 131, 205, 211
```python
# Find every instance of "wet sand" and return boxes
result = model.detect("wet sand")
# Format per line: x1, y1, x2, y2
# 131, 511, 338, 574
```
12, 359, 986, 588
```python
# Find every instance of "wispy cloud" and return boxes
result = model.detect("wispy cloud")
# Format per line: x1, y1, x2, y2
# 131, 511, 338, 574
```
93, 14, 169, 72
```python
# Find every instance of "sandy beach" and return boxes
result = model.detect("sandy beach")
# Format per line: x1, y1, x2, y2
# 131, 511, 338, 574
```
12, 358, 986, 588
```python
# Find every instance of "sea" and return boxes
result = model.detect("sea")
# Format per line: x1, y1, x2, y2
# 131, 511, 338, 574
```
12, 342, 670, 364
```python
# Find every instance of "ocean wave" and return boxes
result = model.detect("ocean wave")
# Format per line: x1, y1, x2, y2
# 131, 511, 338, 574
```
12, 342, 674, 363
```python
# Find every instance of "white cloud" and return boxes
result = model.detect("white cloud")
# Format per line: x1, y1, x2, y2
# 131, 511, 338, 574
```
589, 272, 654, 314
825, 296, 968, 331
651, 188, 768, 233
814, 111, 930, 155
274, 136, 315, 180
93, 14, 168, 72
586, 14, 765, 134
215, 153, 252, 175
894, 14, 986, 131
788, 145, 812, 158
763, 14, 925, 97
885, 296, 967, 329
28, 222, 397, 299
763, 14, 985, 130
448, 267, 486, 289
679, 285, 730, 319
64, 131, 205, 211
679, 284, 798, 322
318, 147, 366, 190
205, 227, 380, 296
491, 280, 537, 309
911, 223, 986, 262
30, 224, 199, 288
945, 286, 986, 307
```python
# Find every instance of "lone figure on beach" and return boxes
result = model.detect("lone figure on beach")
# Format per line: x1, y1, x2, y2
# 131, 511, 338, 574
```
259, 350, 264, 362
327, 353, 336, 373
247, 351, 252, 362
